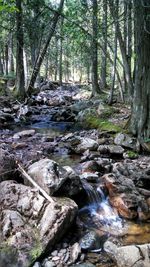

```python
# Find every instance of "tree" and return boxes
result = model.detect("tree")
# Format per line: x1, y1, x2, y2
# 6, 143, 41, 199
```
91, 0, 101, 96
15, 0, 25, 99
27, 0, 64, 94
130, 0, 150, 140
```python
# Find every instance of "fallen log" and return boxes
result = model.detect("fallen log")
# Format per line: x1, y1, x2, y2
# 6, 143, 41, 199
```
17, 163, 54, 203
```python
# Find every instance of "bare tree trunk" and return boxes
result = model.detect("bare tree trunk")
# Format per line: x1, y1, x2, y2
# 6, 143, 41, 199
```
0, 56, 4, 75
91, 0, 101, 96
8, 33, 14, 73
108, 0, 133, 100
27, 0, 64, 94
16, 0, 25, 99
101, 0, 108, 90
59, 17, 64, 85
55, 36, 58, 81
108, 0, 118, 105
5, 43, 8, 75
23, 49, 28, 88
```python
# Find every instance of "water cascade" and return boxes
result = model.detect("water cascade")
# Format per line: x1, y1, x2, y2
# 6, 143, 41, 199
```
79, 180, 123, 234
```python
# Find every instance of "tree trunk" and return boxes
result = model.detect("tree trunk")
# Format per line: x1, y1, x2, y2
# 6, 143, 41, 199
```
5, 43, 8, 75
101, 0, 108, 90
55, 36, 58, 81
108, 0, 118, 105
91, 0, 101, 96
130, 1, 150, 139
8, 33, 14, 73
16, 0, 25, 99
27, 0, 64, 94
108, 0, 133, 100
59, 17, 64, 85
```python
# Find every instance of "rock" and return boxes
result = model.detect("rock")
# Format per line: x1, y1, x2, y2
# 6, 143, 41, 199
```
0, 148, 17, 182
71, 264, 95, 267
27, 158, 67, 195
0, 246, 19, 267
33, 262, 41, 267
0, 180, 78, 267
104, 241, 150, 267
59, 166, 82, 197
79, 231, 102, 251
98, 145, 124, 156
114, 133, 138, 150
75, 138, 98, 154
69, 242, 81, 264
80, 172, 99, 182
13, 129, 35, 139
80, 160, 104, 173
101, 173, 148, 219
43, 261, 55, 267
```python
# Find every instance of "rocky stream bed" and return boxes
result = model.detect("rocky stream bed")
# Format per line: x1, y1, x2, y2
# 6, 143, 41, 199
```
0, 84, 150, 267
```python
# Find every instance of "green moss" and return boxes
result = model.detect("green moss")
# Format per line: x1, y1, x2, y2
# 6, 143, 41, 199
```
86, 115, 122, 133
126, 150, 139, 159
30, 244, 43, 261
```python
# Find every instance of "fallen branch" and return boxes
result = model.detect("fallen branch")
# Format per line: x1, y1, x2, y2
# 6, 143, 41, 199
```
17, 163, 54, 203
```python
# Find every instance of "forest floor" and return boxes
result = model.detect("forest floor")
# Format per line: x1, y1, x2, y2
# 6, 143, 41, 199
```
0, 84, 150, 267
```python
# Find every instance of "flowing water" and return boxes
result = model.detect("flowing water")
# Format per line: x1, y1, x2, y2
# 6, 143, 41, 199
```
79, 180, 123, 235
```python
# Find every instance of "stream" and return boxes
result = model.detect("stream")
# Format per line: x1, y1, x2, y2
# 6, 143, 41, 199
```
0, 87, 150, 267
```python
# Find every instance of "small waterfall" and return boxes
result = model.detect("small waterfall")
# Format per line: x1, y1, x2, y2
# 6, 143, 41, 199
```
80, 179, 123, 230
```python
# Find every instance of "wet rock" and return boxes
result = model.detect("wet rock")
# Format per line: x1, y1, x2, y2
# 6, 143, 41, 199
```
98, 145, 124, 156
0, 180, 78, 267
80, 172, 99, 182
80, 160, 104, 173
104, 241, 150, 267
101, 173, 148, 220
79, 231, 102, 251
114, 133, 138, 150
56, 166, 82, 197
27, 158, 68, 195
0, 148, 17, 182
13, 129, 35, 139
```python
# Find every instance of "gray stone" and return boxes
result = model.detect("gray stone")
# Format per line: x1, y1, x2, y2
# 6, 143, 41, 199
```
76, 138, 98, 154
44, 260, 55, 267
27, 158, 67, 195
98, 145, 124, 155
104, 241, 150, 267
13, 129, 35, 139
0, 148, 16, 182
79, 231, 102, 251
71, 263, 95, 267
114, 133, 138, 150
69, 242, 81, 264
0, 181, 77, 267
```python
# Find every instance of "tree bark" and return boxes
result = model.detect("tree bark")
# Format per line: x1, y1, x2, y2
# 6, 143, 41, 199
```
108, 0, 118, 105
130, 1, 150, 139
91, 0, 101, 96
16, 0, 25, 99
27, 0, 64, 94
59, 17, 64, 85
108, 0, 133, 100
101, 0, 108, 90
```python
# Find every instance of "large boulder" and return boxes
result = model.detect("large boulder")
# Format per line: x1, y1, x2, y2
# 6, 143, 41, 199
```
114, 133, 138, 151
0, 180, 77, 267
27, 158, 68, 195
101, 173, 150, 220
104, 241, 150, 267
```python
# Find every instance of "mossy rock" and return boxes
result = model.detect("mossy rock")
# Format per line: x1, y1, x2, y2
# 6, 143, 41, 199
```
85, 115, 122, 133
126, 150, 139, 159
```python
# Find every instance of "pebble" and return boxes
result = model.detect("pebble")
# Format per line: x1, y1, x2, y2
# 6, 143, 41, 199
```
52, 256, 60, 261
51, 250, 58, 257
